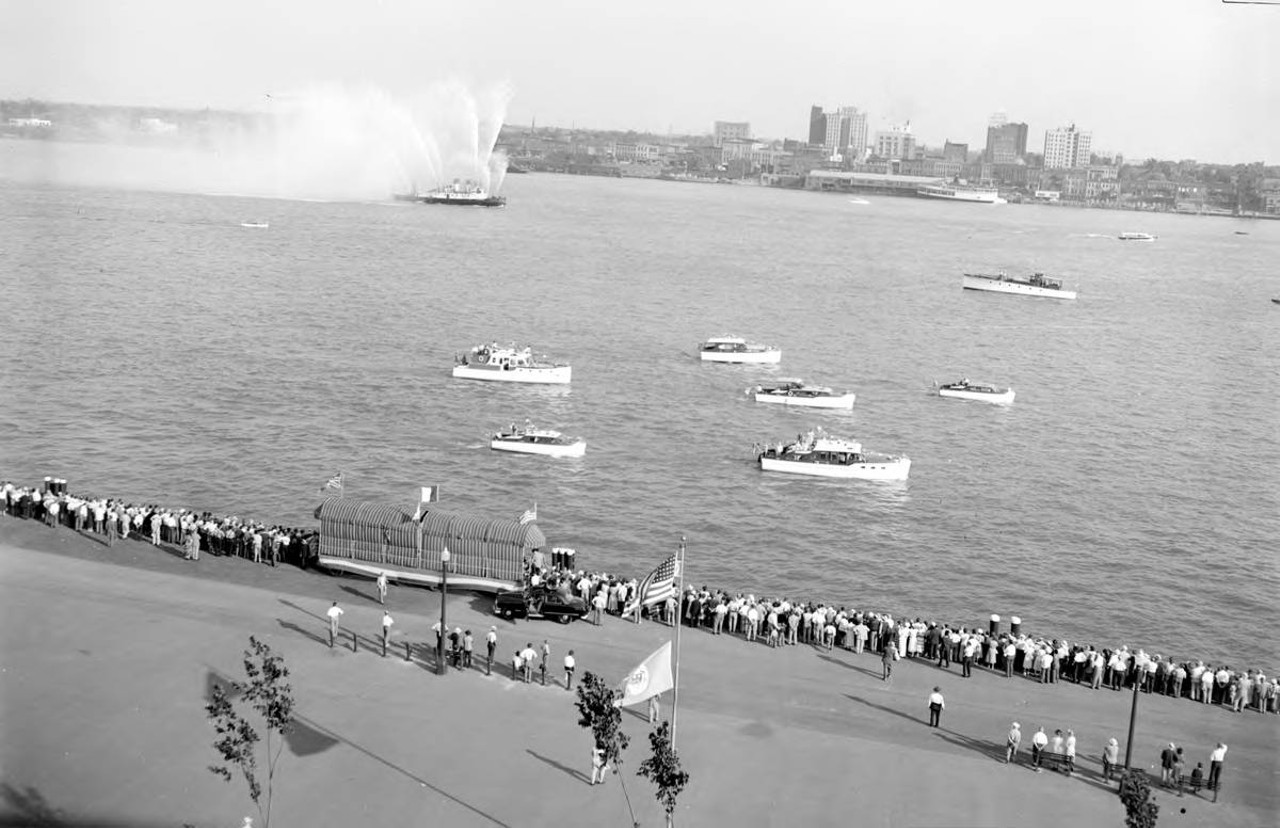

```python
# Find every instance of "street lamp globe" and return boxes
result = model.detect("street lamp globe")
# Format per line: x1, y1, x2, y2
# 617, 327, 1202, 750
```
441, 547, 451, 564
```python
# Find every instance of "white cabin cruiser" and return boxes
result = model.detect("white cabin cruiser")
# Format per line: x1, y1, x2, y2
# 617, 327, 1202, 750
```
962, 271, 1076, 300
936, 379, 1015, 405
700, 336, 781, 364
491, 423, 585, 457
751, 379, 855, 409
453, 343, 571, 384
756, 430, 910, 480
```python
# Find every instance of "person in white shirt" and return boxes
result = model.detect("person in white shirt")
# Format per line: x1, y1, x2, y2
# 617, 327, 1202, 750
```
564, 650, 576, 690
381, 611, 394, 657
326, 602, 344, 648
376, 571, 388, 604
1031, 727, 1049, 771
485, 626, 498, 675
927, 687, 945, 727
1208, 743, 1227, 790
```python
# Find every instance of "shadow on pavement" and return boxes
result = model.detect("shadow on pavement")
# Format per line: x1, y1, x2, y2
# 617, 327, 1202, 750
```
842, 692, 922, 727
292, 714, 513, 827
277, 618, 329, 647
279, 597, 326, 622
817, 653, 884, 681
526, 749, 591, 784
340, 584, 379, 605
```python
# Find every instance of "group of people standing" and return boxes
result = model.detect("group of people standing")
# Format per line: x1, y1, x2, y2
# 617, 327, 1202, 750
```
1, 479, 318, 568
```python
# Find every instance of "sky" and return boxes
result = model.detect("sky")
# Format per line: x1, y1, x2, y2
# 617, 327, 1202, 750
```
2, 0, 1276, 163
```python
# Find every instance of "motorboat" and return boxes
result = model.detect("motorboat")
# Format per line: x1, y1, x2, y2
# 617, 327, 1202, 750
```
491, 423, 585, 457
1118, 232, 1155, 241
750, 378, 855, 409
962, 272, 1077, 300
700, 336, 781, 364
936, 379, 1015, 405
453, 343, 571, 384
756, 430, 910, 480
240, 221, 269, 229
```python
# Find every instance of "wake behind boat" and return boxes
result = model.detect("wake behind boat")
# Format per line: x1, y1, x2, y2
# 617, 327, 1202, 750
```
491, 422, 585, 457
396, 179, 506, 207
936, 378, 1015, 405
700, 336, 781, 364
962, 271, 1077, 300
453, 343, 571, 384
750, 378, 855, 409
756, 430, 910, 480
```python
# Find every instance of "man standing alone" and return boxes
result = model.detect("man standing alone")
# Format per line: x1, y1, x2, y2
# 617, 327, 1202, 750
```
486, 626, 498, 675
564, 649, 576, 690
381, 610, 394, 657
1005, 722, 1022, 764
1207, 743, 1227, 791
927, 687, 945, 728
326, 601, 344, 648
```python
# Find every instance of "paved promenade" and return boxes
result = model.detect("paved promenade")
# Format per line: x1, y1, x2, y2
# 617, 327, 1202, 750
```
1, 521, 1276, 827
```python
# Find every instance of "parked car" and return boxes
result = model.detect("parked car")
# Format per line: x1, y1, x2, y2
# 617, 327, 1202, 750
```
493, 585, 589, 623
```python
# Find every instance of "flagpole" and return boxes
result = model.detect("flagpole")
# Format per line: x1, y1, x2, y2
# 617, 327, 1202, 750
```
670, 535, 687, 749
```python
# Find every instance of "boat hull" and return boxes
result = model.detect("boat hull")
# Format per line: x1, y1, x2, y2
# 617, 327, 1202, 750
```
702, 350, 781, 364
490, 439, 585, 458
754, 392, 855, 409
938, 388, 1015, 405
759, 455, 910, 480
962, 275, 1076, 300
453, 364, 572, 384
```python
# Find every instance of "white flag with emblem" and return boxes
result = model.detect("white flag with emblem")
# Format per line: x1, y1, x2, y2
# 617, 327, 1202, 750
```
613, 641, 674, 708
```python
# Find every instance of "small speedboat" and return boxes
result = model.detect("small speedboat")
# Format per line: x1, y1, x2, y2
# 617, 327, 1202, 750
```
963, 272, 1076, 300
1118, 232, 1155, 241
936, 379, 1015, 405
491, 423, 585, 457
750, 379, 855, 409
700, 336, 781, 364
756, 430, 909, 480
240, 221, 269, 229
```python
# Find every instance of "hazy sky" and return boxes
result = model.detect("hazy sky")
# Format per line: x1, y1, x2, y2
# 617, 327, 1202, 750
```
2, 0, 1275, 162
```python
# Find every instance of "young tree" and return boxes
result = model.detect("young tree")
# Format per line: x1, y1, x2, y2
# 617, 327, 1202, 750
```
574, 671, 636, 826
637, 721, 689, 828
1118, 769, 1160, 828
206, 636, 296, 828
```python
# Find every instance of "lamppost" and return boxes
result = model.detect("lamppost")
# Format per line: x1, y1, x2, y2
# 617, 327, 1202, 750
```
1123, 661, 1140, 770
436, 546, 450, 675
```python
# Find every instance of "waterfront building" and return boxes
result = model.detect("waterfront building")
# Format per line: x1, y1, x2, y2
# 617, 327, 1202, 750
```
837, 106, 868, 158
805, 169, 942, 196
943, 141, 968, 163
1043, 124, 1092, 170
874, 123, 916, 161
985, 121, 1028, 164
713, 120, 751, 147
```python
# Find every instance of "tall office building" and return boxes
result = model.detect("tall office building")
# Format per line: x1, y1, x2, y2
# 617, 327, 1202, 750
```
985, 121, 1028, 164
1043, 124, 1092, 169
713, 121, 751, 147
837, 106, 868, 157
808, 106, 826, 146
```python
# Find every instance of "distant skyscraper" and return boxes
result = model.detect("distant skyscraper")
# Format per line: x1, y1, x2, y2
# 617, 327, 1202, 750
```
985, 121, 1028, 164
713, 121, 751, 147
989, 110, 1008, 128
1043, 124, 1092, 169
808, 106, 826, 146
838, 106, 868, 157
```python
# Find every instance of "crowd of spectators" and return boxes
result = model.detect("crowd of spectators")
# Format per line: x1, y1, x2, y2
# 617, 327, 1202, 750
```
5, 475, 1276, 717
1, 478, 317, 568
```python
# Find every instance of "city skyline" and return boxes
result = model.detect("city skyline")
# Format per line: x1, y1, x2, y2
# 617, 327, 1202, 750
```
1, 0, 1274, 164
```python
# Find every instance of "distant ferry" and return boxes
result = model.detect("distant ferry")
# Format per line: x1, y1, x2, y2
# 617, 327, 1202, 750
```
917, 184, 1005, 204
396, 180, 506, 207
962, 271, 1077, 300
1118, 232, 1155, 241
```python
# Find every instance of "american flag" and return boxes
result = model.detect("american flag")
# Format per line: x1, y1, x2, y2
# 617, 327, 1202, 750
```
518, 503, 537, 525
321, 472, 343, 493
624, 554, 678, 615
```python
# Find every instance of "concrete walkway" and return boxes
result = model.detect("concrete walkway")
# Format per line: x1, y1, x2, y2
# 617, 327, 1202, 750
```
1, 520, 1276, 827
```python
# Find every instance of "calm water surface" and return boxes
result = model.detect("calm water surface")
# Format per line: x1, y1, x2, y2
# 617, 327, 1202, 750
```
2, 140, 1278, 665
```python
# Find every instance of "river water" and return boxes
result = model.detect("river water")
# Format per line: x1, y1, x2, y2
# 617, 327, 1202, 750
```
2, 140, 1277, 666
